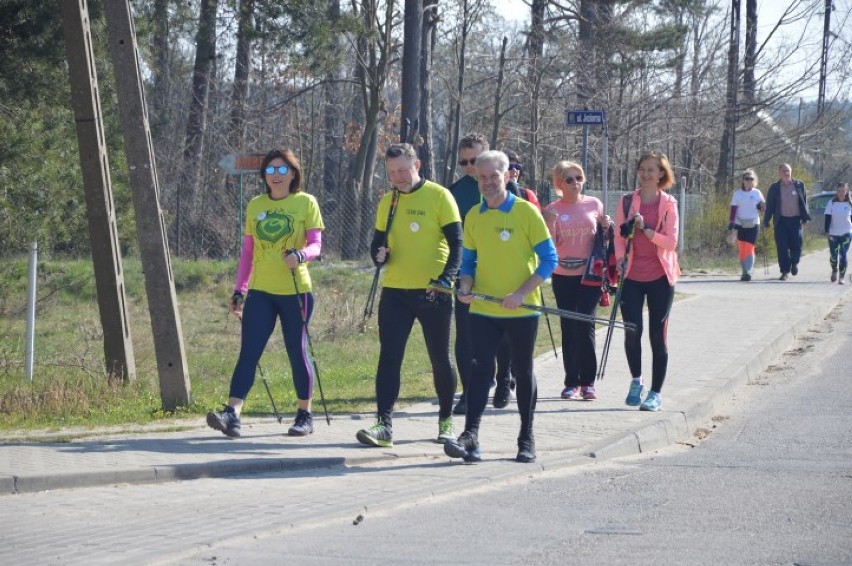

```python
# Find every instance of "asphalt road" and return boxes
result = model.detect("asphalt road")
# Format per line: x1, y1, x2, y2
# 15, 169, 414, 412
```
174, 298, 852, 566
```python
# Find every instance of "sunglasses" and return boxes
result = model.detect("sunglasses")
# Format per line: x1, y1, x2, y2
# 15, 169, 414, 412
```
459, 158, 476, 166
508, 163, 523, 171
743, 176, 754, 181
565, 175, 584, 183
264, 165, 290, 176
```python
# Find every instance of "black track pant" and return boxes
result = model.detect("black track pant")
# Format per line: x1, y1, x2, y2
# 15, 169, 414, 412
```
619, 276, 674, 394
376, 288, 457, 423
551, 274, 600, 388
464, 314, 538, 441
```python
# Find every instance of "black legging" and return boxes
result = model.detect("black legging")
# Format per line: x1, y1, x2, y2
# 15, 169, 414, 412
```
376, 288, 458, 423
619, 276, 674, 394
551, 274, 600, 388
464, 314, 538, 440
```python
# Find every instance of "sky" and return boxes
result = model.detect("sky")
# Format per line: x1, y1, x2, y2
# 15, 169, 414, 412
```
493, 0, 852, 101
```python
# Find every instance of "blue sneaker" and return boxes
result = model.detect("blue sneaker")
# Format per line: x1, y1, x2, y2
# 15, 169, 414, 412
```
640, 391, 661, 412
625, 381, 644, 406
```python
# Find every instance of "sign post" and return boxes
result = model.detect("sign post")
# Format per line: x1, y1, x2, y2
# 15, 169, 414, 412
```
218, 153, 264, 253
566, 110, 608, 212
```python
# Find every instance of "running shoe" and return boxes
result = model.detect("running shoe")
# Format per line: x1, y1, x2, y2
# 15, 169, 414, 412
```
831, 269, 838, 283
841, 279, 846, 286
640, 391, 662, 412
287, 409, 314, 436
779, 273, 788, 281
561, 386, 580, 400
453, 395, 467, 415
356, 419, 393, 447
516, 435, 536, 463
492, 380, 513, 408
791, 263, 799, 276
437, 416, 455, 444
206, 405, 241, 438
625, 381, 644, 406
581, 386, 597, 401
444, 430, 481, 462
740, 273, 751, 281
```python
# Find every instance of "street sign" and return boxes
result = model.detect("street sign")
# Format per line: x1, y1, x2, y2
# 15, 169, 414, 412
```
218, 153, 265, 176
566, 110, 606, 126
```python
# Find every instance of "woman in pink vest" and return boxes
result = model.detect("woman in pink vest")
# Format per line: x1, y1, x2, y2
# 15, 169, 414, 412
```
614, 152, 680, 412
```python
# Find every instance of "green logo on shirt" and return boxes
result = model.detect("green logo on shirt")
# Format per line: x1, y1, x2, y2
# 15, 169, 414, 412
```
256, 211, 293, 244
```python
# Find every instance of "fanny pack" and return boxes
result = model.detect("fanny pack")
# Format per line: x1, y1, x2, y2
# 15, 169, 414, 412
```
737, 219, 756, 229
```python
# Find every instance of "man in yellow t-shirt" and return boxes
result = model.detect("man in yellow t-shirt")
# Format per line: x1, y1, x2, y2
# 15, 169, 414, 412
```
356, 143, 463, 449
444, 150, 557, 464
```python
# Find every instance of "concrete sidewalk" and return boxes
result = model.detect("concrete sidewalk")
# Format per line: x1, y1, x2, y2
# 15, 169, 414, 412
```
1, 251, 847, 495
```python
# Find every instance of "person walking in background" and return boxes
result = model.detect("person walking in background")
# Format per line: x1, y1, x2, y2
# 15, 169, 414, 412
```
207, 148, 324, 438
727, 169, 765, 281
543, 161, 609, 401
356, 143, 462, 448
824, 182, 852, 285
449, 133, 488, 416
763, 163, 811, 281
444, 150, 557, 464
615, 152, 680, 413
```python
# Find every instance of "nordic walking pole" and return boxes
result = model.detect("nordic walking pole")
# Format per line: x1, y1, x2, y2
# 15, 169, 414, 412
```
362, 188, 400, 326
539, 287, 558, 358
231, 297, 284, 424
596, 220, 636, 381
257, 361, 283, 423
428, 285, 636, 329
289, 260, 331, 425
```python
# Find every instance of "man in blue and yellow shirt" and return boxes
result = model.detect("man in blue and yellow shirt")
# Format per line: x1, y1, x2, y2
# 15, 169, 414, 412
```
444, 150, 557, 464
356, 143, 463, 449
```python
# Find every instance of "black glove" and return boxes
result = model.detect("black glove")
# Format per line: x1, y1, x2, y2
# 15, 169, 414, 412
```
231, 291, 245, 311
619, 218, 636, 238
286, 249, 306, 263
425, 276, 453, 303
727, 222, 735, 231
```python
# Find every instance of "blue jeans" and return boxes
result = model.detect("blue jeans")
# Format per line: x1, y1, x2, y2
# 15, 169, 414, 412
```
229, 290, 315, 401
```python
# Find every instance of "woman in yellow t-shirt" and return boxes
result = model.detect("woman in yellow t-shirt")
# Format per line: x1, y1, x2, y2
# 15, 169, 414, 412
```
207, 148, 325, 439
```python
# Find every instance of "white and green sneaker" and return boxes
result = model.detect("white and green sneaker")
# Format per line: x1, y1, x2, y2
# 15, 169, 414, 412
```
436, 416, 455, 444
356, 420, 393, 447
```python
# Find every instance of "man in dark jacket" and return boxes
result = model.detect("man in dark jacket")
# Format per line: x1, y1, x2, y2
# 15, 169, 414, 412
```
763, 163, 811, 280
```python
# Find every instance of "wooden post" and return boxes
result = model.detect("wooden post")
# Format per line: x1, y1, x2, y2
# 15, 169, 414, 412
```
103, 0, 192, 410
59, 0, 136, 381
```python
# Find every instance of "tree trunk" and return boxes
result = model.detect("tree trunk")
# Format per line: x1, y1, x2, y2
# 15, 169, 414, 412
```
443, 0, 471, 188
150, 0, 169, 137
401, 0, 422, 142
743, 0, 757, 108
527, 0, 545, 192
490, 36, 508, 149
418, 0, 437, 180
323, 0, 347, 256
177, 0, 217, 256
715, 0, 740, 192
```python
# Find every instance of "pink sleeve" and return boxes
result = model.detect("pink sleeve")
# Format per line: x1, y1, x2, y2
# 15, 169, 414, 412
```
234, 235, 254, 294
301, 228, 323, 262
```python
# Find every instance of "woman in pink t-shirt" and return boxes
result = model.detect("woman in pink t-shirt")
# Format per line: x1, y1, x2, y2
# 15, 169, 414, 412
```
614, 152, 680, 413
543, 161, 609, 401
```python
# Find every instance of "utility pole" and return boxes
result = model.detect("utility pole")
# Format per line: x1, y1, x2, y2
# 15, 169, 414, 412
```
103, 1, 192, 410
59, 0, 136, 381
816, 0, 833, 181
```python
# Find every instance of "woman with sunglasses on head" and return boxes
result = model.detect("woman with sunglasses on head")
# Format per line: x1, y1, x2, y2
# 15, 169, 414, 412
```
727, 169, 765, 281
615, 152, 680, 412
207, 148, 325, 439
542, 161, 609, 401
